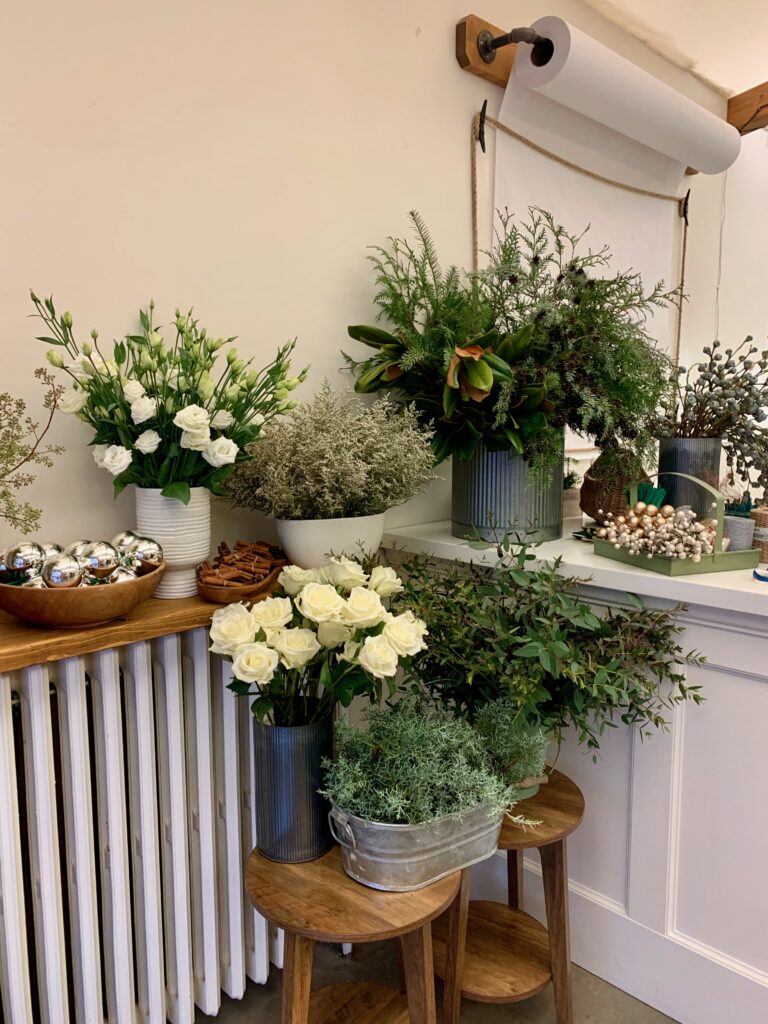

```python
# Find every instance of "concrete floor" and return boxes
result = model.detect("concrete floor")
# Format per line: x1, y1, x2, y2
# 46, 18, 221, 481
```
197, 940, 678, 1023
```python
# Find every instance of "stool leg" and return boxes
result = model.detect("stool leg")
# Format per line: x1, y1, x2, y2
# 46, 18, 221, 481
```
540, 839, 572, 1024
440, 866, 471, 1024
399, 923, 437, 1024
507, 848, 524, 909
282, 931, 315, 1024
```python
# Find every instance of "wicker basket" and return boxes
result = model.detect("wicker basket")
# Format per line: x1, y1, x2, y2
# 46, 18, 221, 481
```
749, 506, 768, 529
580, 452, 650, 522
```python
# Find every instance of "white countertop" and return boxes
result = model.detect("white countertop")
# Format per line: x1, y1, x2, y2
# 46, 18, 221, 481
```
383, 518, 768, 620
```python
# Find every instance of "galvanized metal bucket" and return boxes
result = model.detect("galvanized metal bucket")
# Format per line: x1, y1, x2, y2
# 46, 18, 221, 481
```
658, 437, 722, 519
451, 437, 564, 542
253, 716, 333, 863
329, 804, 503, 891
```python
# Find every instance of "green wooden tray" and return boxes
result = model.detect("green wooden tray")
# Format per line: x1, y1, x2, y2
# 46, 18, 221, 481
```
593, 472, 760, 576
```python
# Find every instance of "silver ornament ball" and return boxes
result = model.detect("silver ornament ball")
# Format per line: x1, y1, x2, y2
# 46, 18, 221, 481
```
110, 566, 138, 584
40, 542, 64, 559
131, 537, 164, 575
5, 541, 46, 579
42, 554, 84, 589
111, 530, 139, 555
65, 539, 92, 560
82, 541, 120, 581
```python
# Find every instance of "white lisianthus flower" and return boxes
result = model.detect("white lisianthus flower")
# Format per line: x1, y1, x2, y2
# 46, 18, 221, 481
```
122, 379, 146, 403
358, 634, 399, 679
210, 409, 234, 430
340, 586, 386, 629
251, 596, 293, 633
225, 383, 241, 401
198, 373, 215, 401
383, 612, 428, 657
180, 427, 212, 451
252, 412, 265, 427
134, 429, 162, 454
272, 627, 321, 670
323, 556, 368, 591
278, 565, 324, 596
203, 436, 239, 468
368, 565, 404, 597
92, 444, 108, 468
59, 387, 88, 414
165, 367, 180, 389
101, 444, 133, 476
317, 619, 353, 649
232, 643, 279, 685
295, 582, 347, 623
209, 602, 257, 655
173, 404, 211, 434
130, 395, 158, 425
67, 356, 90, 381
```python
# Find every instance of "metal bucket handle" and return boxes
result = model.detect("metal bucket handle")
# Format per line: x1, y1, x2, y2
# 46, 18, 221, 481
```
328, 809, 356, 849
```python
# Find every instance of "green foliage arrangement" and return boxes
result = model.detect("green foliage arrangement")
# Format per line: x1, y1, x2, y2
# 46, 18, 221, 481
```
398, 535, 704, 752
0, 369, 63, 534
227, 381, 435, 520
33, 292, 304, 504
345, 208, 673, 475
321, 699, 512, 825
474, 699, 549, 789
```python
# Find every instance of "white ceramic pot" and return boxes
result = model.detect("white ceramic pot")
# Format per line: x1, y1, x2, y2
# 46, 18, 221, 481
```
135, 486, 211, 599
275, 513, 386, 569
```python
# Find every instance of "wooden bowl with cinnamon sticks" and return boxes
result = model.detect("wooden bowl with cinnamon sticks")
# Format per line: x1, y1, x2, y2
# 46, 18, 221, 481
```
197, 541, 286, 604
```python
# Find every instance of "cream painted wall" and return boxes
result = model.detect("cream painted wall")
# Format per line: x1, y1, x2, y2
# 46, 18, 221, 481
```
0, 0, 733, 549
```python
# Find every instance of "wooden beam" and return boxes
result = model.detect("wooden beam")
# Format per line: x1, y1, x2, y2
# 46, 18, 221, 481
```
728, 81, 768, 134
455, 14, 516, 89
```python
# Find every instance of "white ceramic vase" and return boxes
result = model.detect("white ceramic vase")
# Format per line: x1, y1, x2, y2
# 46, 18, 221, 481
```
275, 513, 386, 569
135, 486, 211, 599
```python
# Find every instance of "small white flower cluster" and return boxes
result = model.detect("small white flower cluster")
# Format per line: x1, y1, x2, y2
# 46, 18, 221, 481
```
209, 557, 426, 687
597, 501, 719, 562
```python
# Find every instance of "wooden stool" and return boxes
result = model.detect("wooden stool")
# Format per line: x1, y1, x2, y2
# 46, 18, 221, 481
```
246, 845, 460, 1023
433, 769, 585, 1024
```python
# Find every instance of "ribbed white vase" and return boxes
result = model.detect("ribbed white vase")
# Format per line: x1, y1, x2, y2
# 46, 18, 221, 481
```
135, 486, 211, 599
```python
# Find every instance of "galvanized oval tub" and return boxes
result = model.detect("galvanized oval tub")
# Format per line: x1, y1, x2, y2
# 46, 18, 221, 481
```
329, 803, 503, 891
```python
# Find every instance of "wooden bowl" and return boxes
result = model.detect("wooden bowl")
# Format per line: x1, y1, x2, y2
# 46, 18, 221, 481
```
0, 563, 166, 627
197, 563, 284, 605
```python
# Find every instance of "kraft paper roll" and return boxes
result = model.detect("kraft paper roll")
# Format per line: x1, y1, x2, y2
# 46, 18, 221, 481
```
514, 16, 741, 174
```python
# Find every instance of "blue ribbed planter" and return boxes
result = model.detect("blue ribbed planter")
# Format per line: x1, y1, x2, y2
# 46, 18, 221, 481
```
451, 437, 564, 542
658, 437, 722, 519
253, 716, 333, 863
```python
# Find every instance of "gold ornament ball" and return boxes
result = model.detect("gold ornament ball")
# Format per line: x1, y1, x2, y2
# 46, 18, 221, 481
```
633, 501, 647, 515
645, 504, 659, 517
660, 505, 675, 518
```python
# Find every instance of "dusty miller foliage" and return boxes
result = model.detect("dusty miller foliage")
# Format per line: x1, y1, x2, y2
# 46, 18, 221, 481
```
474, 699, 549, 787
0, 369, 63, 533
321, 699, 512, 825
227, 381, 436, 519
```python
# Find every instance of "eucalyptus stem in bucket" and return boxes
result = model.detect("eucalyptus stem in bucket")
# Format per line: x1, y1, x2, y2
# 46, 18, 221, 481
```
209, 557, 427, 861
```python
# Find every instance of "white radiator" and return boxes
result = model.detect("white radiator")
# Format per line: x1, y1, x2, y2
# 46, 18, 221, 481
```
0, 627, 279, 1023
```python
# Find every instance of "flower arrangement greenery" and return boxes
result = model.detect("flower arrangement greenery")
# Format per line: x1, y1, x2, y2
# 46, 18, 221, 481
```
210, 557, 427, 725
398, 535, 704, 752
345, 208, 673, 476
654, 337, 768, 496
0, 369, 63, 533
226, 381, 435, 520
33, 292, 304, 504
321, 699, 512, 825
474, 698, 549, 790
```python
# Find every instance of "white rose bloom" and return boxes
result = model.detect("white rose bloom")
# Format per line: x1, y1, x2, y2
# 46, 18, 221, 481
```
101, 444, 133, 476
368, 565, 404, 597
251, 596, 293, 633
278, 565, 325, 596
203, 436, 239, 468
232, 643, 279, 685
339, 639, 361, 663
59, 387, 87, 414
92, 444, 108, 468
130, 395, 158, 425
295, 582, 347, 623
340, 586, 386, 629
210, 409, 234, 430
122, 379, 145, 403
323, 556, 368, 591
134, 429, 162, 454
317, 619, 353, 649
383, 612, 428, 657
272, 628, 321, 670
180, 427, 212, 451
209, 602, 257, 655
174, 404, 210, 433
358, 634, 399, 679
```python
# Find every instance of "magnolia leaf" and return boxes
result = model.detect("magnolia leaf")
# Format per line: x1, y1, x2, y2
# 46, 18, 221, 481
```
347, 324, 401, 348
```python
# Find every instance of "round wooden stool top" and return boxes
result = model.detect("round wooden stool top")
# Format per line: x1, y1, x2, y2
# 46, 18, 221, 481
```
245, 846, 460, 943
500, 769, 585, 850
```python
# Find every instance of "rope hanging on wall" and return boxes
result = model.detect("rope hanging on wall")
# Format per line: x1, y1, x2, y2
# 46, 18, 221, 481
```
470, 105, 690, 365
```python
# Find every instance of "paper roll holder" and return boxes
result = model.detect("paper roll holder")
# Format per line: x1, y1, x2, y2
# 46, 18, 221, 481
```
477, 26, 554, 67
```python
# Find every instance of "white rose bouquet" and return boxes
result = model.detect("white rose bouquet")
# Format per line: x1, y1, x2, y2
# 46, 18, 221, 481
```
32, 291, 307, 504
209, 556, 427, 725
